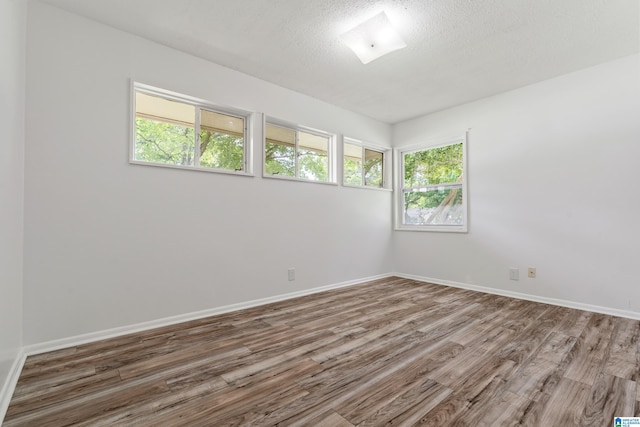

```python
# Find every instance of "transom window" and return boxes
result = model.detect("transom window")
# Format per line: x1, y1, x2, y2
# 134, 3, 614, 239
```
132, 84, 251, 174
264, 121, 335, 183
398, 136, 468, 232
343, 138, 386, 188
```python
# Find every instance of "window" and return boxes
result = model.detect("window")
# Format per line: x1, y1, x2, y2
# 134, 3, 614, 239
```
343, 138, 387, 188
398, 135, 468, 232
132, 83, 251, 174
264, 121, 335, 183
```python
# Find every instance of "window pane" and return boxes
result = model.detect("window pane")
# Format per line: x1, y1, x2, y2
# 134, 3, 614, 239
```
135, 92, 195, 166
343, 142, 362, 185
403, 185, 464, 225
199, 109, 244, 171
265, 124, 295, 176
403, 143, 463, 188
364, 149, 383, 187
298, 131, 329, 182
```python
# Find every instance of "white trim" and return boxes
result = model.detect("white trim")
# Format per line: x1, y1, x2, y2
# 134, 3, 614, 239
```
342, 184, 393, 192
394, 272, 640, 321
23, 273, 392, 357
129, 161, 255, 177
0, 350, 27, 424
244, 113, 255, 175
262, 173, 339, 186
194, 105, 202, 167
396, 132, 467, 153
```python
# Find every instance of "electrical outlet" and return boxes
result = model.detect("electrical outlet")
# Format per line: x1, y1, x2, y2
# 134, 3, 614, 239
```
528, 267, 536, 278
509, 268, 519, 281
288, 268, 295, 281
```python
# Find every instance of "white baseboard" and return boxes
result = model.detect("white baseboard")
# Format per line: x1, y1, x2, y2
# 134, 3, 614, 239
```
23, 271, 640, 358
24, 273, 393, 357
394, 272, 640, 321
0, 350, 27, 424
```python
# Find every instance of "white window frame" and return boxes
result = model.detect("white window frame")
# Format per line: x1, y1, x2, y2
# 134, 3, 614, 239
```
342, 137, 391, 191
131, 82, 254, 176
396, 133, 468, 232
263, 117, 337, 185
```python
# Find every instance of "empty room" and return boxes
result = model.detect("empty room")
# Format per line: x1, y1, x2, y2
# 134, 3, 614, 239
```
1, 0, 639, 425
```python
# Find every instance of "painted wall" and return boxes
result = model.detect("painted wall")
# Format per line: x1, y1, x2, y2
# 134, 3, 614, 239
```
23, 2, 393, 344
393, 54, 640, 313
0, 0, 25, 404
22, 1, 639, 347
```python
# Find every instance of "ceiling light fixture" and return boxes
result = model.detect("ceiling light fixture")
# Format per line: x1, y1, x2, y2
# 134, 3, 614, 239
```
340, 11, 407, 64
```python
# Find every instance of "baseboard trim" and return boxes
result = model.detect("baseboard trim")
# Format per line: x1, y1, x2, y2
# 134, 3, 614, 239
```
0, 350, 27, 424
24, 273, 392, 357
394, 272, 640, 321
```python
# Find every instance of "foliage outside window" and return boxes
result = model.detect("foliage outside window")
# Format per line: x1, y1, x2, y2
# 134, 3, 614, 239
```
399, 137, 467, 232
264, 121, 334, 183
343, 139, 385, 188
133, 84, 250, 173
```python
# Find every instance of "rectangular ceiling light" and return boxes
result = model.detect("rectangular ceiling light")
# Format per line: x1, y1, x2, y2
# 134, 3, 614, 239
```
340, 11, 407, 64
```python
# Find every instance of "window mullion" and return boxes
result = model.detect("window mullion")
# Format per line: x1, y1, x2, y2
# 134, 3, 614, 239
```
242, 116, 248, 172
328, 135, 333, 183
361, 145, 365, 186
194, 106, 201, 167
294, 130, 300, 178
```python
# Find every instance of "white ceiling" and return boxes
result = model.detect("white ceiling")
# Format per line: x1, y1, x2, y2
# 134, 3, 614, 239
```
39, 0, 639, 123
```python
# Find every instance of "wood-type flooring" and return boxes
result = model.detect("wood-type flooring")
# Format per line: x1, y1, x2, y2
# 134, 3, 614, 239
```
4, 277, 640, 426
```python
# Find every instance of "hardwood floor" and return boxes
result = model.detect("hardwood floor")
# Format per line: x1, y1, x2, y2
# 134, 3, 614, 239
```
4, 277, 640, 426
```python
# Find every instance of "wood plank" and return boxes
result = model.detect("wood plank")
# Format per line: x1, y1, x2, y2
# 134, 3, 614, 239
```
304, 411, 354, 427
476, 391, 534, 427
564, 313, 616, 385
5, 369, 121, 418
604, 317, 640, 380
356, 379, 453, 426
333, 341, 462, 424
581, 373, 636, 424
538, 377, 592, 425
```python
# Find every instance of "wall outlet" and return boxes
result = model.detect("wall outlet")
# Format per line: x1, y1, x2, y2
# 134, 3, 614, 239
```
509, 268, 519, 281
528, 267, 536, 278
288, 268, 295, 281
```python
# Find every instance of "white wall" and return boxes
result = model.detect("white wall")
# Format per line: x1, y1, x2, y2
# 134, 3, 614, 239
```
0, 0, 25, 404
22, 1, 639, 348
394, 54, 640, 313
23, 2, 393, 344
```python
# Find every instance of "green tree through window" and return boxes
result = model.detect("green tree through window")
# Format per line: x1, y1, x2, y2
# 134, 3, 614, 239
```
401, 141, 466, 228
264, 123, 331, 182
133, 87, 248, 173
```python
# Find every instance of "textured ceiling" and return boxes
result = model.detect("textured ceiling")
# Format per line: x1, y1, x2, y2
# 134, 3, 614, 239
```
38, 0, 640, 123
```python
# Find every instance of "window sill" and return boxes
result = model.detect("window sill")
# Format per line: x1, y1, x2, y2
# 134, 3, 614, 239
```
130, 160, 255, 177
262, 173, 338, 186
343, 184, 392, 192
395, 224, 468, 233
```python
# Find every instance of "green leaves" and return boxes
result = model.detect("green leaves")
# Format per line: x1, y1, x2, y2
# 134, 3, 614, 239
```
135, 118, 245, 171
298, 149, 328, 182
264, 142, 295, 177
403, 143, 463, 188
402, 142, 464, 225
199, 130, 244, 171
135, 118, 195, 166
